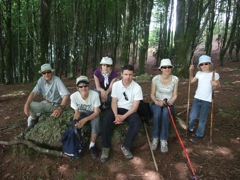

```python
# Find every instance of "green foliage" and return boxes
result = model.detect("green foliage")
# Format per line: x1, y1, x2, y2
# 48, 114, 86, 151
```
74, 171, 88, 180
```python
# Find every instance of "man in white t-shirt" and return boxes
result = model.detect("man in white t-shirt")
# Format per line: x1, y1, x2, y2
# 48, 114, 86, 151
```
100, 65, 143, 163
70, 76, 101, 159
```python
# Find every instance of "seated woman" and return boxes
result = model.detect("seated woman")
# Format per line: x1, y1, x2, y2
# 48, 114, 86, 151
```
93, 57, 118, 109
150, 58, 179, 153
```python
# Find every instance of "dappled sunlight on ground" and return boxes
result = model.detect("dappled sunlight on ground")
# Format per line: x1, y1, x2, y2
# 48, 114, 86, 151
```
0, 90, 27, 98
174, 162, 189, 180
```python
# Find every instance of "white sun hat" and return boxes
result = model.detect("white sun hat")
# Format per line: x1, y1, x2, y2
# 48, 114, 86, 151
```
100, 57, 113, 65
158, 59, 173, 69
39, 63, 54, 73
197, 55, 213, 69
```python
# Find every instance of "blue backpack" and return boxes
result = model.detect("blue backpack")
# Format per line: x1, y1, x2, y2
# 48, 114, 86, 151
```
61, 118, 90, 158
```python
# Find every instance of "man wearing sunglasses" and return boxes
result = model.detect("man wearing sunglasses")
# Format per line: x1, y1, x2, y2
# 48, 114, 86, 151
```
70, 76, 101, 159
100, 64, 143, 162
23, 63, 70, 133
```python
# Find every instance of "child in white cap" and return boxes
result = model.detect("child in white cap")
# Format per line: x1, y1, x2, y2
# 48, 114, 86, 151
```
188, 55, 221, 143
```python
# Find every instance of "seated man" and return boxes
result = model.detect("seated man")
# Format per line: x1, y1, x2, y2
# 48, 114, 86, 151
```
70, 76, 101, 159
23, 63, 70, 132
100, 64, 143, 162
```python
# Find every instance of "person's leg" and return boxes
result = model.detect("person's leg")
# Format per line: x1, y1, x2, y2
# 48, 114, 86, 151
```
122, 112, 141, 149
151, 103, 162, 138
160, 106, 173, 141
188, 98, 200, 131
101, 109, 115, 148
195, 100, 211, 137
89, 115, 100, 145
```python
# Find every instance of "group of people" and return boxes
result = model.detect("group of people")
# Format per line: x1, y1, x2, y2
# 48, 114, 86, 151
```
23, 55, 221, 161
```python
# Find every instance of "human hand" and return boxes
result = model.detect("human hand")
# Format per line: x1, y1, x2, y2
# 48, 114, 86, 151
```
113, 115, 124, 124
211, 80, 217, 89
51, 108, 62, 118
189, 65, 194, 71
75, 119, 86, 128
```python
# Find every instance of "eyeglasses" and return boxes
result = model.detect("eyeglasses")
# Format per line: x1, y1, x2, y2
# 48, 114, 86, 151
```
78, 85, 88, 88
102, 64, 111, 67
161, 66, 172, 69
199, 63, 210, 66
123, 92, 129, 101
42, 71, 52, 75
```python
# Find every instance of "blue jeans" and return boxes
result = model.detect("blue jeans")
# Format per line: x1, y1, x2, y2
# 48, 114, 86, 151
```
151, 103, 175, 141
101, 108, 141, 149
188, 98, 211, 137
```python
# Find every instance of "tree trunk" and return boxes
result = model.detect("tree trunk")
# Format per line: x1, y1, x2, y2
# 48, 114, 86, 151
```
5, 0, 13, 84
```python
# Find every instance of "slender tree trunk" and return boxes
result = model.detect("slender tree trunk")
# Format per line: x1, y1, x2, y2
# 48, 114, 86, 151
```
5, 0, 13, 84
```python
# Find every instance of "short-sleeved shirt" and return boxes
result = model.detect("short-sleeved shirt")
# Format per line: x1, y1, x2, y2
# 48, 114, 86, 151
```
111, 80, 143, 110
32, 75, 70, 103
70, 90, 101, 113
194, 71, 220, 102
93, 68, 118, 90
152, 75, 179, 101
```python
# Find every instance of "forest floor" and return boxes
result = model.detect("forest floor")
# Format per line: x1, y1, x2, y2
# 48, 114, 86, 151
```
0, 42, 240, 180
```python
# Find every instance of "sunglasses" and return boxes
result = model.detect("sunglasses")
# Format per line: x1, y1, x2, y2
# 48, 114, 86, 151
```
78, 85, 88, 88
161, 66, 172, 69
199, 63, 210, 66
123, 92, 129, 101
42, 71, 52, 75
102, 64, 111, 67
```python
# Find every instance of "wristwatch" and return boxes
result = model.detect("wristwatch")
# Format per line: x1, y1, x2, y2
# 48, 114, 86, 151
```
59, 105, 66, 110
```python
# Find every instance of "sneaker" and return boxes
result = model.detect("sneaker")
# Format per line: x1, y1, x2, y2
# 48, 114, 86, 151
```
151, 138, 159, 151
100, 148, 110, 163
190, 135, 201, 143
121, 145, 133, 160
90, 146, 99, 159
25, 117, 39, 132
160, 140, 168, 153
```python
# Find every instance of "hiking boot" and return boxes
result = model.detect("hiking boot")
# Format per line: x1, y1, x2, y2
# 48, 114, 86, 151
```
190, 135, 201, 143
151, 138, 159, 151
90, 146, 99, 159
160, 140, 168, 153
25, 117, 39, 132
121, 145, 133, 160
101, 148, 110, 163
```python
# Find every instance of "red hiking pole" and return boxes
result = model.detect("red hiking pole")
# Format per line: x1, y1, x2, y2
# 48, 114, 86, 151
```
164, 99, 198, 180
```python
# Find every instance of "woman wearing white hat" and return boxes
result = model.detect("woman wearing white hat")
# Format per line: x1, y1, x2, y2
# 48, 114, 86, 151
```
150, 59, 179, 153
93, 57, 118, 110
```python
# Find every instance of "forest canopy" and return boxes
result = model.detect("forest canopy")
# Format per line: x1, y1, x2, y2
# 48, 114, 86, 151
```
0, 0, 239, 84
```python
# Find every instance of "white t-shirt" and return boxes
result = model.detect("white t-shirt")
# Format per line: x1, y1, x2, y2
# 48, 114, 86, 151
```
70, 90, 101, 113
152, 75, 179, 101
111, 80, 143, 110
194, 71, 220, 102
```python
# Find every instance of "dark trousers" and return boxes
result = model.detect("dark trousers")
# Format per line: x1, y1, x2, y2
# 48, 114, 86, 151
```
101, 108, 141, 149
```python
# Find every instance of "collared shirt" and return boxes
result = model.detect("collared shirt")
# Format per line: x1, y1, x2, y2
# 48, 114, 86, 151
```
33, 75, 70, 103
111, 80, 143, 110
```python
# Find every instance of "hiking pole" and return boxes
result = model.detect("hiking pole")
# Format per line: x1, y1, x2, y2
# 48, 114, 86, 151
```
164, 99, 198, 180
186, 56, 194, 137
143, 122, 158, 171
210, 70, 215, 144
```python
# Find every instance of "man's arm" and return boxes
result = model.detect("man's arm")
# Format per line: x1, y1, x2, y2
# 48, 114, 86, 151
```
52, 94, 70, 118
75, 107, 100, 129
24, 92, 36, 116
